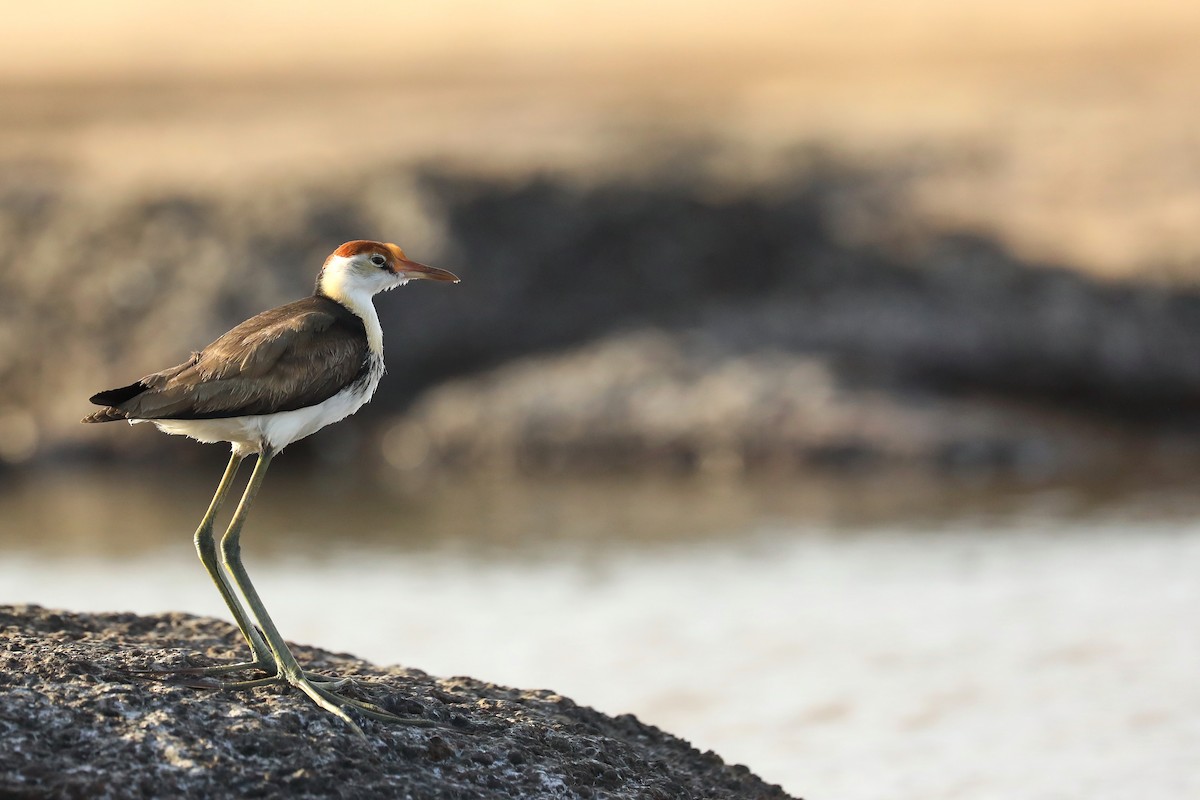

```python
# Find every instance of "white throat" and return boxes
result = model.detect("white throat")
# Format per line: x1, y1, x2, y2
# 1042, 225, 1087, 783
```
318, 265, 385, 354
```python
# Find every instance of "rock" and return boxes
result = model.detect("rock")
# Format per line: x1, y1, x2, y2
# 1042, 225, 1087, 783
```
386, 324, 1173, 478
0, 605, 795, 800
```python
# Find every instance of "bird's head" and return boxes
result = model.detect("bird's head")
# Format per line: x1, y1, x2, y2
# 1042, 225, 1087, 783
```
316, 240, 459, 304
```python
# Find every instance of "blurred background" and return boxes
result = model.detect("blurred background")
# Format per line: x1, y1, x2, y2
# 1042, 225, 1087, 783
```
3, 1, 1200, 797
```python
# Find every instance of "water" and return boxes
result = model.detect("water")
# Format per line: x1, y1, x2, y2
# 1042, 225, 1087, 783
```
3, 466, 1199, 799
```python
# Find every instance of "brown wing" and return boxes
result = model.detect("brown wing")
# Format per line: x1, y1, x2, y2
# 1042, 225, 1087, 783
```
86, 296, 369, 421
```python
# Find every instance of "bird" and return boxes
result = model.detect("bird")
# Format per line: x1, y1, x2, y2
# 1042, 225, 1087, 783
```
83, 240, 459, 736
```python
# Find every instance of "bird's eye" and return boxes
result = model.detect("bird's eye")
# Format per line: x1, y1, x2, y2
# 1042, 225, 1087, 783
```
370, 255, 387, 268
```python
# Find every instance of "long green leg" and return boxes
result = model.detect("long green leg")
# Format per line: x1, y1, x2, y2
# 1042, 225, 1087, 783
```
192, 451, 273, 669
216, 448, 431, 736
131, 451, 275, 678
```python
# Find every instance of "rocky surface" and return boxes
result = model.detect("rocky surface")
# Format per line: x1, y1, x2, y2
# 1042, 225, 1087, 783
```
0, 605, 794, 799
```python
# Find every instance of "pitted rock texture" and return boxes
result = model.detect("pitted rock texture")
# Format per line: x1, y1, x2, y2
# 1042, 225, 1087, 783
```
0, 605, 795, 800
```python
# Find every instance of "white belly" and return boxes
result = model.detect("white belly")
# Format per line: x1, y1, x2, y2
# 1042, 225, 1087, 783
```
145, 369, 381, 456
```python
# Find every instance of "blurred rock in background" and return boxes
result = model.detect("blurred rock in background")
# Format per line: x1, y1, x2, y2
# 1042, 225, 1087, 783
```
6, 161, 1200, 480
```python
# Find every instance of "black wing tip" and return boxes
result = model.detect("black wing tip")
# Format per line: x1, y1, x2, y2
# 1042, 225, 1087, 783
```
88, 382, 148, 408
84, 381, 149, 423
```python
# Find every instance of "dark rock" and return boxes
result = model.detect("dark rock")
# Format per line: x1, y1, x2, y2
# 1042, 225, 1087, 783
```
0, 605, 796, 800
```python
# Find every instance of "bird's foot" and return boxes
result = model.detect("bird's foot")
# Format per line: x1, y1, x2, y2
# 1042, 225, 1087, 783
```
135, 660, 359, 690
127, 656, 277, 680
219, 669, 434, 737
125, 656, 432, 736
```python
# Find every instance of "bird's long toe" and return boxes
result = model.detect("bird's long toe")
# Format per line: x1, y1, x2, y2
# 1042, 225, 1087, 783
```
129, 657, 278, 680
280, 670, 433, 732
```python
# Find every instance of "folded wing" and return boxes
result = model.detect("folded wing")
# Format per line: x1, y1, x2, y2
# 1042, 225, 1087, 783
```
86, 296, 369, 421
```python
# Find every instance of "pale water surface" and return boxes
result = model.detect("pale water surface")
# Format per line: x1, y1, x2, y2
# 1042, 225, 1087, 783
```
2, 468, 1199, 799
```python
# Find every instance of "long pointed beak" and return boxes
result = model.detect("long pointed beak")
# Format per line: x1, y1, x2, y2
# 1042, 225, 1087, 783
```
397, 259, 460, 283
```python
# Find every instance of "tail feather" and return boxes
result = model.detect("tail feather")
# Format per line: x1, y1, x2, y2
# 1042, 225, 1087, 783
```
83, 381, 149, 423
81, 407, 129, 424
